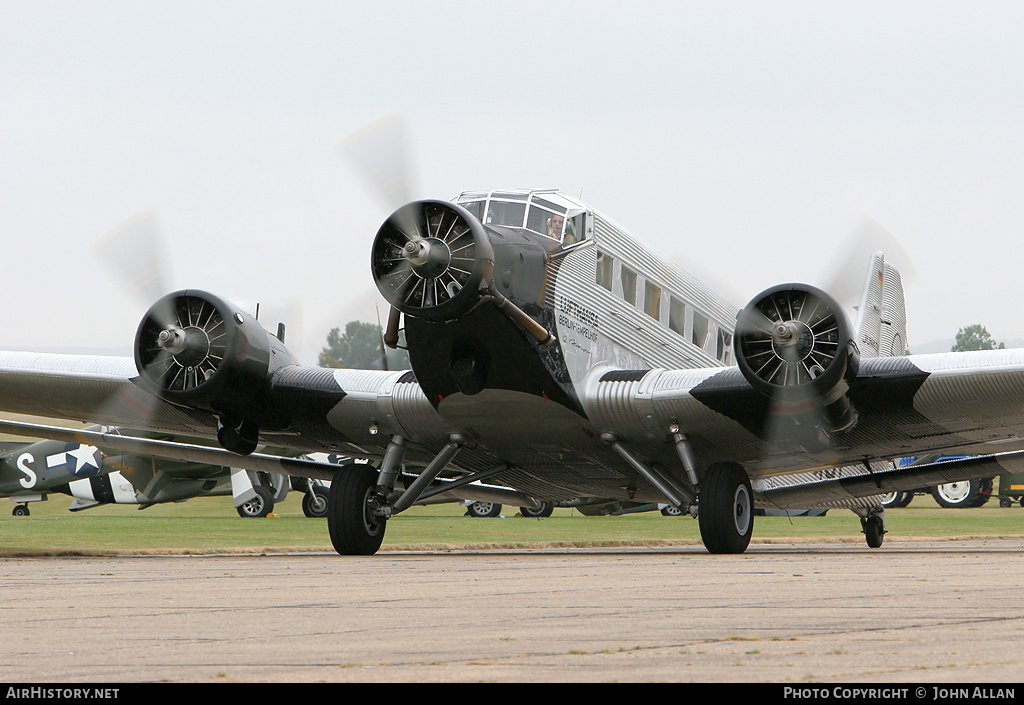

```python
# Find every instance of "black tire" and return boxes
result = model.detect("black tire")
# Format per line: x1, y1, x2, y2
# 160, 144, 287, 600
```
236, 486, 273, 518
863, 514, 885, 548
698, 463, 754, 554
930, 479, 990, 508
520, 501, 554, 518
660, 505, 685, 516
302, 485, 329, 518
327, 464, 386, 555
12, 504, 29, 517
880, 491, 914, 508
1000, 497, 1013, 508
466, 501, 502, 518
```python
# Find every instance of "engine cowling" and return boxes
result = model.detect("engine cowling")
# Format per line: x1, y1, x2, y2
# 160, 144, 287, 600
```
371, 200, 494, 322
734, 283, 860, 438
134, 290, 297, 454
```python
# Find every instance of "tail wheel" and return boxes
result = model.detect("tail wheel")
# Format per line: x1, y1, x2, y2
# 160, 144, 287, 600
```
327, 465, 386, 555
698, 463, 754, 554
862, 514, 885, 548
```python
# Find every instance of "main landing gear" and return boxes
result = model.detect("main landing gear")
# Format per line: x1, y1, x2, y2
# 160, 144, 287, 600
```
697, 462, 754, 554
327, 433, 469, 555
327, 463, 387, 555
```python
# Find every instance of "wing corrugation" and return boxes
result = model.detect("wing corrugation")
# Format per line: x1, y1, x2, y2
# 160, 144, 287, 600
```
911, 352, 1024, 434
0, 351, 137, 378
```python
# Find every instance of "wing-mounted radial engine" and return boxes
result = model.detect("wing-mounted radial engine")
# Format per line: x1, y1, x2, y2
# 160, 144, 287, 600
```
134, 290, 298, 455
733, 283, 860, 451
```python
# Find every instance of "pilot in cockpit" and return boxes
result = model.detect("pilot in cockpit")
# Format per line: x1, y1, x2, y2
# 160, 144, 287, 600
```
550, 212, 579, 247
548, 213, 565, 241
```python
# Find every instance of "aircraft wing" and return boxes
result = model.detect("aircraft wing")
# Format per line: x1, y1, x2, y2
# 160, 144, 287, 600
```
2, 345, 1023, 501
579, 349, 1024, 509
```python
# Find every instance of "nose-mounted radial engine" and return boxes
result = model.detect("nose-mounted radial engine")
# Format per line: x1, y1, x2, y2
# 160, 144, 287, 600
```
371, 199, 559, 399
134, 290, 298, 455
733, 283, 860, 451
372, 200, 496, 323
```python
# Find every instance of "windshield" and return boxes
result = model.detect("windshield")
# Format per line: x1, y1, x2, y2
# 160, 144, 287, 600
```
455, 190, 588, 248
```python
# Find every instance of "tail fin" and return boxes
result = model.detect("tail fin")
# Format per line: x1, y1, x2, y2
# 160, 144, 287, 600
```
854, 252, 908, 357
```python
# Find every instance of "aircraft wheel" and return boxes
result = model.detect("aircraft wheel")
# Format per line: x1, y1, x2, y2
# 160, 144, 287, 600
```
698, 462, 753, 554
237, 486, 274, 518
302, 485, 329, 518
660, 505, 684, 516
931, 480, 987, 508
862, 514, 885, 548
12, 504, 29, 517
880, 491, 914, 508
466, 501, 502, 518
520, 501, 553, 518
327, 464, 386, 555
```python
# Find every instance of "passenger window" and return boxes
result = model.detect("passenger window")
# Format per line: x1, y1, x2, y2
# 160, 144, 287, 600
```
692, 311, 709, 348
596, 252, 614, 291
669, 297, 686, 336
644, 281, 661, 319
717, 330, 733, 363
621, 266, 638, 306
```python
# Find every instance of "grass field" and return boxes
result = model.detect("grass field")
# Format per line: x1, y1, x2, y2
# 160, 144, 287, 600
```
2, 492, 1024, 555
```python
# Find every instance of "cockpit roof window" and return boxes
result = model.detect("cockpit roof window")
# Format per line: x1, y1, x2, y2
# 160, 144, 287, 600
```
454, 189, 588, 245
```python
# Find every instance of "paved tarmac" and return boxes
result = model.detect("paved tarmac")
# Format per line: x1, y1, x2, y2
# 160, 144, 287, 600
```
2, 539, 1024, 684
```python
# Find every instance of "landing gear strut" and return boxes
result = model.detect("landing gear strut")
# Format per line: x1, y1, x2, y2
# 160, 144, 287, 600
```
326, 433, 469, 555
698, 462, 754, 554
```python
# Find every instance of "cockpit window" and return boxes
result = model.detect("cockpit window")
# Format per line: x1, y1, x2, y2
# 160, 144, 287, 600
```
486, 201, 527, 228
454, 191, 588, 249
460, 200, 485, 221
527, 205, 565, 239
563, 211, 585, 246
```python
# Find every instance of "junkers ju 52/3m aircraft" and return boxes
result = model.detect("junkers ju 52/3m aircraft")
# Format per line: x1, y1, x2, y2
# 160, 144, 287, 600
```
2, 186, 1024, 554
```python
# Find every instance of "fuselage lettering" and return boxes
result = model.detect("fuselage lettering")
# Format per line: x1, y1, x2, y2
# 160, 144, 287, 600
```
17, 453, 36, 489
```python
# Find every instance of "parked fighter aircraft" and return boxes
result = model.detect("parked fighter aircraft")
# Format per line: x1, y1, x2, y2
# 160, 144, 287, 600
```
0, 429, 325, 517
3, 186, 1024, 555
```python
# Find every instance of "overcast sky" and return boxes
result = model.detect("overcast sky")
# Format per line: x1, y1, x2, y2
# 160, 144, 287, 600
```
2, 1, 1024, 363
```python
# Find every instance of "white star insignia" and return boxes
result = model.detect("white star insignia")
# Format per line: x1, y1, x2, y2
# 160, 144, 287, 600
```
66, 445, 101, 473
